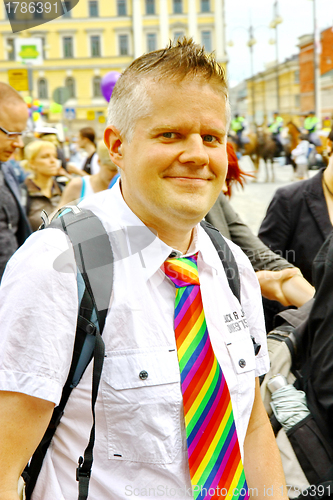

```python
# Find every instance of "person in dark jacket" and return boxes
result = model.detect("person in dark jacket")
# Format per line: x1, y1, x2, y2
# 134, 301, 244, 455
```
258, 166, 333, 286
0, 83, 32, 280
257, 130, 333, 330
306, 230, 333, 450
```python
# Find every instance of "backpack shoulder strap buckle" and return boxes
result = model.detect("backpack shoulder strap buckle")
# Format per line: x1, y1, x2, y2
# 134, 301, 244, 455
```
76, 456, 91, 481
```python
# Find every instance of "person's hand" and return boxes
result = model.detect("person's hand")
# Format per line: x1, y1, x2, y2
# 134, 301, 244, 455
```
256, 268, 315, 307
57, 166, 72, 179
66, 163, 87, 176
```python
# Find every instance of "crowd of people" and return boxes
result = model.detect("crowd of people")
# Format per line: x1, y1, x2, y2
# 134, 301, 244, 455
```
0, 38, 332, 500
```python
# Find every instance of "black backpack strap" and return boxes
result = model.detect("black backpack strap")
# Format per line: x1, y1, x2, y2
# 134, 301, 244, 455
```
24, 207, 114, 500
200, 220, 241, 303
52, 208, 114, 333
83, 152, 96, 175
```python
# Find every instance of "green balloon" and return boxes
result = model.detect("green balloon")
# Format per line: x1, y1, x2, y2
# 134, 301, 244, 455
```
50, 102, 63, 114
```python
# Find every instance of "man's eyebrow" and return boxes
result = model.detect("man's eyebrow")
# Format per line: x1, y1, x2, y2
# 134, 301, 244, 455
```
203, 127, 227, 137
150, 125, 181, 134
150, 125, 227, 135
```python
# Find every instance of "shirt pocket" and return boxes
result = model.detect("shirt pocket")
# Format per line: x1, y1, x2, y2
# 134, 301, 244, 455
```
101, 347, 183, 464
225, 334, 256, 413
226, 334, 256, 375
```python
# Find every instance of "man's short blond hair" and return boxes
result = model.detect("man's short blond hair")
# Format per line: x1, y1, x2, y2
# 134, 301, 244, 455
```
97, 140, 118, 170
107, 37, 230, 142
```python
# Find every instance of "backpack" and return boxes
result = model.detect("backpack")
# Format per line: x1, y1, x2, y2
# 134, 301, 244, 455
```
261, 295, 333, 499
22, 206, 242, 500
83, 152, 97, 175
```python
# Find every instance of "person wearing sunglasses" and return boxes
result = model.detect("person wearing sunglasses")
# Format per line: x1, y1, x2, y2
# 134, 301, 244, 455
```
0, 82, 32, 280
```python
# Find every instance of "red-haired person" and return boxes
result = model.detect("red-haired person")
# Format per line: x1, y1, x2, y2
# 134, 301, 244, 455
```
223, 141, 252, 197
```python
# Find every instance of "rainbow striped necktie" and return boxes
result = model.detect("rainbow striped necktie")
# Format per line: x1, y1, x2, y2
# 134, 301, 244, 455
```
163, 253, 249, 500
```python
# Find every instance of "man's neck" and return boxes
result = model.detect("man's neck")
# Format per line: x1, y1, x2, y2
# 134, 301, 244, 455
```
119, 181, 198, 254
324, 161, 333, 191
32, 175, 53, 197
157, 226, 194, 255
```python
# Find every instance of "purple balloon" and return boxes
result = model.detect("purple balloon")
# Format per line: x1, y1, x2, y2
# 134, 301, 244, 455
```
100, 71, 121, 102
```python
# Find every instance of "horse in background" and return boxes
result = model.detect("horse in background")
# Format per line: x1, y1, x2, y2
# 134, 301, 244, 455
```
228, 131, 260, 172
256, 129, 279, 182
286, 121, 327, 170
285, 121, 299, 172
229, 129, 279, 183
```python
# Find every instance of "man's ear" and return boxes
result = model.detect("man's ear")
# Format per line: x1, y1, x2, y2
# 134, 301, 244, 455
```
104, 126, 124, 169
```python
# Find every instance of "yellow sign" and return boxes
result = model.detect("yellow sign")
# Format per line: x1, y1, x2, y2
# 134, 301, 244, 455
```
87, 110, 95, 120
8, 69, 29, 91
98, 115, 106, 124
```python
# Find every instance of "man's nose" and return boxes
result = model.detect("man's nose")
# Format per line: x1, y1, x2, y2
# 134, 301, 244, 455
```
13, 135, 24, 148
179, 135, 209, 165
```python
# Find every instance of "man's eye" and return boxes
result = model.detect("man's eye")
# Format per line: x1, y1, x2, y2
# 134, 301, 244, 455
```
162, 132, 176, 139
203, 135, 217, 143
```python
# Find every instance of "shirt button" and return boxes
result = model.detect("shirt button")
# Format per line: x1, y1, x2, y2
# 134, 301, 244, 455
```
139, 370, 148, 380
238, 359, 246, 369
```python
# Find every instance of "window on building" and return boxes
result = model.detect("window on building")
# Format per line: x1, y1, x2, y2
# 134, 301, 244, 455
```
38, 78, 48, 99
63, 37, 73, 58
7, 38, 15, 61
174, 31, 184, 42
295, 95, 300, 108
173, 0, 182, 13
117, 0, 126, 16
147, 33, 157, 52
146, 0, 155, 14
119, 34, 129, 55
93, 76, 102, 97
65, 77, 75, 98
91, 35, 101, 57
5, 2, 15, 20
201, 31, 212, 52
294, 70, 300, 83
40, 38, 47, 59
63, 1, 71, 17
201, 0, 210, 12
89, 0, 98, 17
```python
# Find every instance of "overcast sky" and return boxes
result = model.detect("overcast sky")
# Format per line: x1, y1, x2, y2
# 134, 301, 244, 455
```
225, 0, 333, 87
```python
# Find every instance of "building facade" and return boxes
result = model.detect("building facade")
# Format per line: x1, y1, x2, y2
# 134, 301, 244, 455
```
228, 80, 247, 119
0, 0, 227, 136
298, 27, 333, 121
245, 54, 301, 126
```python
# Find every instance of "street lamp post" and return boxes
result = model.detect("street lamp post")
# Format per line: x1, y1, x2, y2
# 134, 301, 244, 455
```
247, 25, 257, 125
228, 20, 279, 127
228, 25, 257, 126
270, 1, 283, 112
312, 0, 321, 122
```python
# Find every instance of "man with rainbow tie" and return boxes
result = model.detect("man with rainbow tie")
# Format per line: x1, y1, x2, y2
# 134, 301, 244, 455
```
0, 39, 287, 500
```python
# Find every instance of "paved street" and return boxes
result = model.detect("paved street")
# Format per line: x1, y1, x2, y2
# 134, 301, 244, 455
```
230, 157, 311, 234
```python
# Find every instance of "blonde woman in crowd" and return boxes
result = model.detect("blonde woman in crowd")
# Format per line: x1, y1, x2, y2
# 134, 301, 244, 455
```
57, 140, 119, 208
21, 140, 63, 231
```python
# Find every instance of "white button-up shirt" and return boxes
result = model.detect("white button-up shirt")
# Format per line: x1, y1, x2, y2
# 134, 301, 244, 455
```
0, 182, 269, 500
